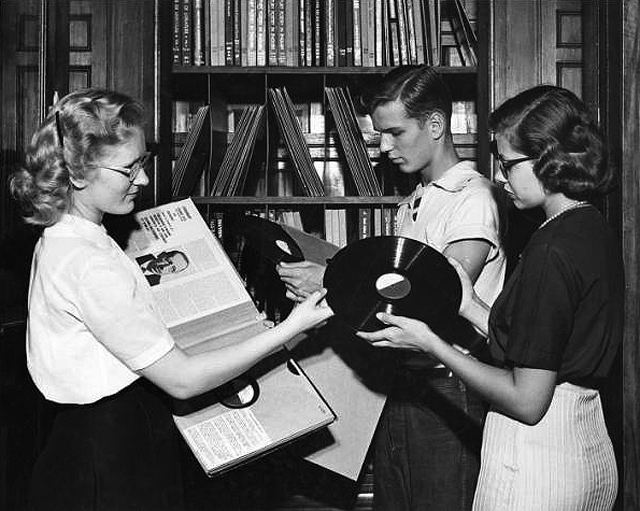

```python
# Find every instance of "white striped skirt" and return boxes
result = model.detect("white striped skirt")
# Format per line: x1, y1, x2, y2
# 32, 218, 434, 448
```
473, 383, 617, 511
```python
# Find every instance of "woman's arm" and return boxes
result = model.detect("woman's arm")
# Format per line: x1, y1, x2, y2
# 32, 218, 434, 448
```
140, 290, 332, 399
358, 313, 557, 425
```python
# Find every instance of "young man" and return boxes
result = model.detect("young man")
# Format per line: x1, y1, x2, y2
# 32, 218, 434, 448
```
277, 65, 506, 510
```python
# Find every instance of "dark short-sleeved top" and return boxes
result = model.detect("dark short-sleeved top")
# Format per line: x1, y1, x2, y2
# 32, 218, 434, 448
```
488, 205, 624, 388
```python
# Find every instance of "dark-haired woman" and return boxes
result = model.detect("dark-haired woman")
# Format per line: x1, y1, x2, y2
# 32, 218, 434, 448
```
10, 88, 332, 511
359, 85, 622, 510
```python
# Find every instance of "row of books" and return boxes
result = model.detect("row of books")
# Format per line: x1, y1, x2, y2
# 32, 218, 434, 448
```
207, 205, 398, 255
172, 0, 477, 68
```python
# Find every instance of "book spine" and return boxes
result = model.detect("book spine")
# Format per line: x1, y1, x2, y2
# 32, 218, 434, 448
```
284, 0, 297, 66
344, 0, 354, 66
240, 0, 249, 65
367, 0, 376, 65
233, 0, 242, 65
193, 0, 205, 65
336, 0, 347, 66
360, 0, 369, 66
387, 0, 400, 66
304, 0, 313, 66
325, 0, 335, 66
298, 0, 306, 66
247, 0, 257, 65
313, 0, 322, 66
277, 0, 286, 65
374, 0, 383, 66
410, 0, 424, 64
352, 0, 362, 66
203, 0, 211, 65
209, 0, 217, 65
181, 0, 192, 65
224, 0, 234, 65
358, 208, 372, 239
216, 0, 225, 65
268, 0, 278, 65
337, 209, 347, 247
173, 0, 182, 65
396, 0, 409, 64
256, 0, 267, 65
405, 0, 417, 64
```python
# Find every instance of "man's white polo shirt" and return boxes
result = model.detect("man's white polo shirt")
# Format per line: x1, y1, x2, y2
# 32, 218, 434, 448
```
396, 160, 506, 307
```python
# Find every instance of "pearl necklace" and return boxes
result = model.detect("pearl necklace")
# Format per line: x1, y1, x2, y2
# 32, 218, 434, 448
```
538, 201, 589, 229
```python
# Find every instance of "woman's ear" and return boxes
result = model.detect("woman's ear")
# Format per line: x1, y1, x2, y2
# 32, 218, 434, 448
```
69, 174, 89, 190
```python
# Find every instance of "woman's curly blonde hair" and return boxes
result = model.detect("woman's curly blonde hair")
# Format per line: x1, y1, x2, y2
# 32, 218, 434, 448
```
10, 88, 144, 226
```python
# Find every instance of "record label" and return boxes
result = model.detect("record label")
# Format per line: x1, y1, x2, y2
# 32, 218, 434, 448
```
324, 236, 462, 334
236, 215, 305, 264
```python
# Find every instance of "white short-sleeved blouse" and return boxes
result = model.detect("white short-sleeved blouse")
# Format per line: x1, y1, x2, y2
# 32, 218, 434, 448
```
27, 214, 175, 404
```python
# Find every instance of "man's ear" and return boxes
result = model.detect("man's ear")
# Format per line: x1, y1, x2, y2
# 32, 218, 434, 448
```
427, 111, 447, 140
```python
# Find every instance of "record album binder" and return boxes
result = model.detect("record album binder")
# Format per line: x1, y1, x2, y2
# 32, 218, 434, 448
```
124, 199, 334, 476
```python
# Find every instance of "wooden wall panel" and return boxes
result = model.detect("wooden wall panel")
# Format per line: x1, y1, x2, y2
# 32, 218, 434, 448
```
0, 0, 43, 239
491, 0, 583, 107
490, 0, 556, 109
622, 1, 640, 508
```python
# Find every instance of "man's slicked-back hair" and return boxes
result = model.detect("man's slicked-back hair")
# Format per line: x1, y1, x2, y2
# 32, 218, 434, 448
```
363, 65, 453, 125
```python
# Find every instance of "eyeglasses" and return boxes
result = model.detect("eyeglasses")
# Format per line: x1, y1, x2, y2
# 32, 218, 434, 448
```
490, 140, 536, 174
101, 152, 152, 182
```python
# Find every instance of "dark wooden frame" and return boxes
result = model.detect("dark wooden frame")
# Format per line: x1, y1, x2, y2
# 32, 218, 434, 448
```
621, 1, 640, 509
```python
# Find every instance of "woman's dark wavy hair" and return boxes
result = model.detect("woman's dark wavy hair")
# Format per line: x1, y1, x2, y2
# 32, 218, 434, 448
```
10, 88, 145, 226
489, 85, 613, 199
363, 65, 453, 128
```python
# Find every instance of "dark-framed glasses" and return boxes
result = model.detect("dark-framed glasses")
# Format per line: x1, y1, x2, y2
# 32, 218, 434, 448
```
101, 151, 152, 182
490, 140, 536, 174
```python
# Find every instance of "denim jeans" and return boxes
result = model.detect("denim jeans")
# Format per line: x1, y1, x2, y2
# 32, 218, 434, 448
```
373, 370, 487, 511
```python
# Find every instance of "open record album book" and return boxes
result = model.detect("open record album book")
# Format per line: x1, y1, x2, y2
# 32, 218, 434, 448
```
123, 198, 335, 476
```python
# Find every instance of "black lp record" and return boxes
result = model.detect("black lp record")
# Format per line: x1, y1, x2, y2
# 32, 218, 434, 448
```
324, 236, 462, 334
236, 214, 304, 264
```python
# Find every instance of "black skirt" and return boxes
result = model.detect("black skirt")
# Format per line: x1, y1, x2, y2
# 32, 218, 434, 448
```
28, 379, 184, 511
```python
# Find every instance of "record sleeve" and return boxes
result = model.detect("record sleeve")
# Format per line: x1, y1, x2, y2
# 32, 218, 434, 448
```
323, 236, 462, 335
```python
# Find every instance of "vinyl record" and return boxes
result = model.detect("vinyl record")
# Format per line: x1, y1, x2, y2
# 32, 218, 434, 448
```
324, 236, 462, 334
236, 214, 304, 264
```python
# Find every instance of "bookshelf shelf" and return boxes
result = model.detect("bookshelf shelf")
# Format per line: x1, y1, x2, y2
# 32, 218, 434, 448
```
172, 65, 478, 76
190, 196, 403, 206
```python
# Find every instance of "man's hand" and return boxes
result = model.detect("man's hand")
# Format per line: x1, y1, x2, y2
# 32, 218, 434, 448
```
276, 260, 326, 302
